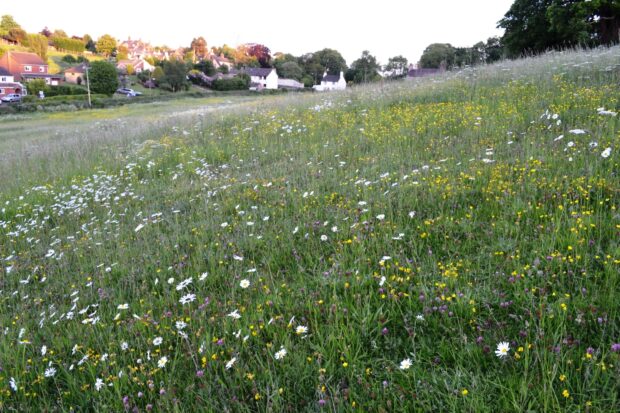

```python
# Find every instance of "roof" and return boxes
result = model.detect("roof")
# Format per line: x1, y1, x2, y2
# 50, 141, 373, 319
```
231, 68, 275, 77
5, 51, 47, 66
64, 64, 87, 74
278, 78, 304, 88
0, 82, 23, 88
0, 67, 11, 76
407, 68, 442, 78
322, 74, 341, 83
21, 73, 62, 79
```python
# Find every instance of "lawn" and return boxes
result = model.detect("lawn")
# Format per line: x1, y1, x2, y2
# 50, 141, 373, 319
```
0, 47, 618, 412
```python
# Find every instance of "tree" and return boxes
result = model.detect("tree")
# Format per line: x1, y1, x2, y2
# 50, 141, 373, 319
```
6, 27, 27, 44
116, 45, 129, 61
27, 34, 49, 61
349, 50, 380, 83
191, 37, 208, 59
298, 49, 347, 84
40, 27, 52, 37
247, 44, 272, 68
194, 60, 216, 76
84, 34, 97, 53
89, 61, 119, 95
0, 15, 21, 37
152, 66, 165, 82
26, 79, 48, 96
384, 55, 408, 78
159, 59, 189, 92
52, 29, 68, 39
96, 34, 117, 57
498, 0, 620, 57
484, 37, 504, 63
273, 61, 300, 80
420, 43, 455, 68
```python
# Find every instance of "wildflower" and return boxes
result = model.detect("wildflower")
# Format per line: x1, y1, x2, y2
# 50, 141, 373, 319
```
158, 356, 168, 368
611, 343, 620, 352
408, 211, 416, 218
462, 389, 469, 396
416, 314, 425, 321
176, 277, 193, 291
239, 279, 250, 289
495, 341, 510, 358
331, 226, 338, 232
376, 214, 385, 221
296, 325, 308, 335
562, 389, 570, 398
95, 378, 104, 391
121, 341, 129, 351
275, 347, 287, 360
320, 235, 328, 241
225, 357, 237, 370
228, 309, 241, 319
559, 374, 566, 382
601, 147, 611, 158
41, 345, 47, 356
179, 293, 196, 305
399, 358, 412, 370
153, 337, 163, 346
199, 272, 209, 281
569, 129, 587, 135
117, 303, 129, 310
44, 367, 57, 377
9, 377, 17, 392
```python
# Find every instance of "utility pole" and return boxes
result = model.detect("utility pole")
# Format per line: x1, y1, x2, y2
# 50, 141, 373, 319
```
85, 65, 92, 108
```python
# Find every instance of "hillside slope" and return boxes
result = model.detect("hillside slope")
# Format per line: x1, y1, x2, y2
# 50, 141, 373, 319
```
0, 47, 619, 411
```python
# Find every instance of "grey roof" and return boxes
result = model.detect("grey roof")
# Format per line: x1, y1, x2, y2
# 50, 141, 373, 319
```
0, 67, 11, 76
407, 68, 442, 78
322, 74, 340, 83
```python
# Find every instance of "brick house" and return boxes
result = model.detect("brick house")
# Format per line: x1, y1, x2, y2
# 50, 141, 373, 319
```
0, 67, 25, 97
0, 51, 62, 85
64, 64, 88, 84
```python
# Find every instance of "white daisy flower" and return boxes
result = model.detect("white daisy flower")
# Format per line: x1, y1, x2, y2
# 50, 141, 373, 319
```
158, 356, 168, 368
495, 341, 510, 358
399, 358, 412, 370
239, 279, 250, 289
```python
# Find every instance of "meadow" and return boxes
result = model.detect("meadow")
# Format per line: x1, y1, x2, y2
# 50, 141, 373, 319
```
0, 47, 619, 412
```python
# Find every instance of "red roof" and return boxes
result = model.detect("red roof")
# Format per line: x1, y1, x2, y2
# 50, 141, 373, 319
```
5, 51, 47, 66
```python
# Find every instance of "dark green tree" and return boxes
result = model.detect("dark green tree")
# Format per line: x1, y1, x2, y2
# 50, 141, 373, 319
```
349, 50, 380, 83
384, 55, 408, 78
278, 61, 303, 80
89, 61, 119, 95
420, 43, 455, 68
159, 59, 190, 92
194, 59, 216, 76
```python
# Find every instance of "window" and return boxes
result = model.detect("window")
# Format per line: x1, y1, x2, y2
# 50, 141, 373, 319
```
24, 65, 32, 72
0, 88, 4, 94
39, 66, 45, 73
1, 77, 5, 82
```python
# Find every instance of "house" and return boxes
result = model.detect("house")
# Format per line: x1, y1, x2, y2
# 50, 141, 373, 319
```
211, 54, 232, 70
278, 78, 304, 90
64, 64, 88, 84
313, 71, 346, 91
117, 58, 155, 74
406, 64, 443, 78
0, 51, 62, 85
230, 67, 278, 90
0, 67, 14, 83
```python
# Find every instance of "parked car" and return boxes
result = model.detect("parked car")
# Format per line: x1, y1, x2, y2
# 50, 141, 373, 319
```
1, 93, 22, 103
116, 88, 142, 97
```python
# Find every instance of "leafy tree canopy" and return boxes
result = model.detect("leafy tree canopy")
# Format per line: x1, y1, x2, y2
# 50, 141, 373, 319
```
89, 61, 119, 95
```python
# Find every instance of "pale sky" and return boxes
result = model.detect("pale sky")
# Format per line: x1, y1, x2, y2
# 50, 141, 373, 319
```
3, 0, 514, 66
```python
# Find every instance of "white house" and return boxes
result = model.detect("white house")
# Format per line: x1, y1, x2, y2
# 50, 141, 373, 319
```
231, 68, 278, 90
313, 71, 346, 91
117, 58, 155, 74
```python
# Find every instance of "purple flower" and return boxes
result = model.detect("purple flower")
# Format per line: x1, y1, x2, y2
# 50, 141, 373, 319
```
196, 370, 204, 377
611, 343, 620, 352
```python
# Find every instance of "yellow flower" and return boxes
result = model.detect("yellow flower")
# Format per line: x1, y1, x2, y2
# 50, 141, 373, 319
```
562, 389, 570, 398
462, 389, 469, 396
559, 374, 566, 382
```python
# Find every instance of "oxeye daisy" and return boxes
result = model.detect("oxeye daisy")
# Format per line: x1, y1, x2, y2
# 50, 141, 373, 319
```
399, 358, 412, 370
495, 341, 510, 358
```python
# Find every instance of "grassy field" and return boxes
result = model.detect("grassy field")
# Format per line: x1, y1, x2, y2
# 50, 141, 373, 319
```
0, 47, 619, 412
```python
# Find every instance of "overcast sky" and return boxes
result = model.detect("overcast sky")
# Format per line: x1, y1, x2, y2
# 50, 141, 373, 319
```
3, 0, 514, 66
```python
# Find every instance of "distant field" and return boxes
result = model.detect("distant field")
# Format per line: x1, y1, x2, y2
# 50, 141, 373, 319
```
0, 47, 618, 412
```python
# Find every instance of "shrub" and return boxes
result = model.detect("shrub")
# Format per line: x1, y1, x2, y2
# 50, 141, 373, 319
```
62, 54, 77, 64
212, 74, 250, 91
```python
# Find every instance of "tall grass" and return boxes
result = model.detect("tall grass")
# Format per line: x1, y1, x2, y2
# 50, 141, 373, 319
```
0, 46, 619, 411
